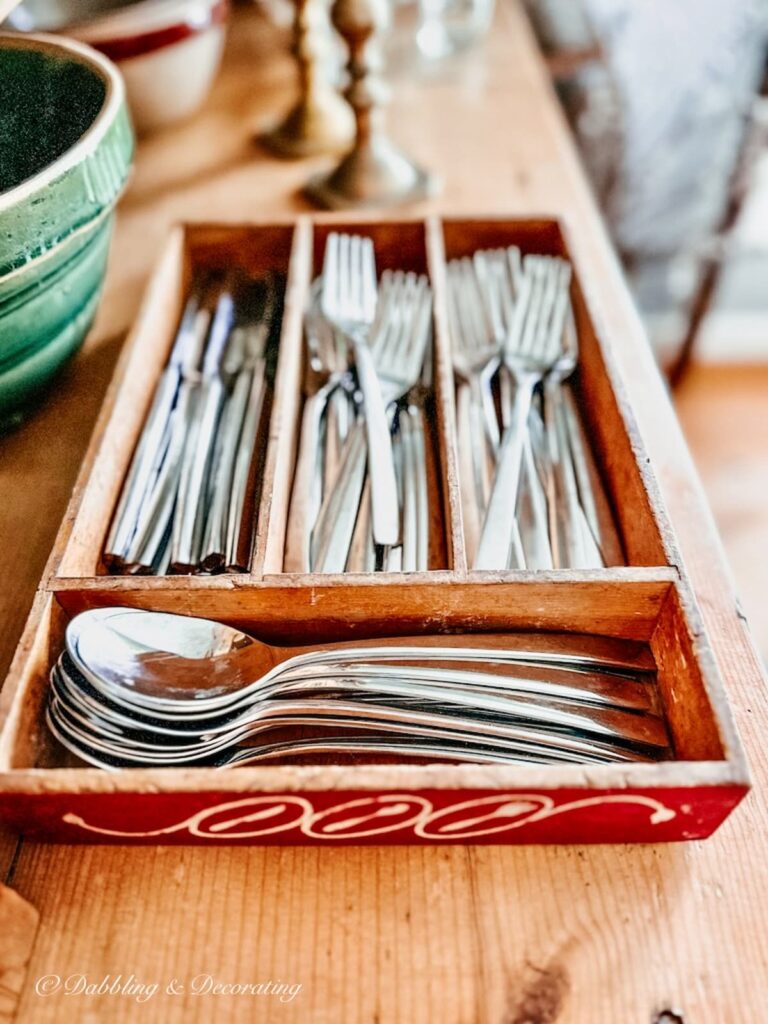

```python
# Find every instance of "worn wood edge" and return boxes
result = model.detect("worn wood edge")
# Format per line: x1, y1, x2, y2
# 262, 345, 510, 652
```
47, 566, 679, 591
425, 214, 466, 573
661, 580, 750, 781
0, 882, 39, 1024
0, 592, 51, 771
558, 214, 685, 572
257, 216, 313, 574
0, 759, 745, 797
42, 575, 675, 644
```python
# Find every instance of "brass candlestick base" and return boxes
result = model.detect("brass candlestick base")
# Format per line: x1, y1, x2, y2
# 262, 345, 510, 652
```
263, 91, 354, 159
305, 0, 438, 209
306, 136, 435, 209
261, 0, 354, 159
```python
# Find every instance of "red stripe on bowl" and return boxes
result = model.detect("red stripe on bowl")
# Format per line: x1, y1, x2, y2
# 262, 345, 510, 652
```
93, 0, 228, 62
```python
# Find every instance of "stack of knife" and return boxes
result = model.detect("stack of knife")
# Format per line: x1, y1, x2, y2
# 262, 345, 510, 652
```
103, 274, 281, 574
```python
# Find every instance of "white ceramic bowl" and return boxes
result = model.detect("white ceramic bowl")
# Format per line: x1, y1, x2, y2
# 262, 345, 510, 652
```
8, 0, 229, 133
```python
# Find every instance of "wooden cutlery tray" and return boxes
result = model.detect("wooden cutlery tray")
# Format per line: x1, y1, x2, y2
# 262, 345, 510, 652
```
0, 216, 749, 845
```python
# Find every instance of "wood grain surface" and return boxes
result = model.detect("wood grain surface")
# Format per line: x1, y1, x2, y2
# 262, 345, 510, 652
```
1, 3, 766, 1021
0, 882, 37, 1024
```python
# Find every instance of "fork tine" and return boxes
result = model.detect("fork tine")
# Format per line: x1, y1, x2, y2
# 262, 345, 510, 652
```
473, 250, 504, 343
394, 274, 428, 383
544, 260, 573, 363
417, 279, 433, 385
385, 270, 412, 362
446, 263, 466, 371
532, 258, 561, 358
492, 248, 516, 336
458, 262, 478, 357
361, 236, 377, 323
387, 271, 413, 368
347, 234, 358, 317
372, 270, 396, 361
412, 277, 433, 380
338, 233, 350, 317
505, 246, 523, 292
504, 263, 533, 357
519, 258, 548, 356
348, 234, 360, 318
462, 259, 485, 357
322, 232, 340, 320
402, 275, 424, 375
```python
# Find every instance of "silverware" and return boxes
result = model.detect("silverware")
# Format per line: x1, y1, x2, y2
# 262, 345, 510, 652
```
201, 315, 271, 572
52, 652, 666, 751
104, 276, 278, 576
398, 406, 427, 572
103, 293, 200, 569
559, 385, 624, 566
321, 233, 400, 549
47, 716, 601, 770
448, 245, 624, 572
170, 288, 236, 571
475, 256, 562, 569
64, 608, 656, 711
311, 268, 433, 573
47, 608, 670, 769
47, 697, 653, 770
285, 280, 351, 573
48, 654, 665, 767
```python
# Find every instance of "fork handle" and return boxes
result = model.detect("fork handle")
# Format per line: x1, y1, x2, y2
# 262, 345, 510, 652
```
474, 374, 538, 570
285, 386, 331, 573
312, 421, 368, 572
353, 338, 400, 546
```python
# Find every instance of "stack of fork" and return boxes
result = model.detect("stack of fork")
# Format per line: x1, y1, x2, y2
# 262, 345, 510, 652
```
285, 233, 434, 574
448, 246, 623, 570
104, 274, 280, 575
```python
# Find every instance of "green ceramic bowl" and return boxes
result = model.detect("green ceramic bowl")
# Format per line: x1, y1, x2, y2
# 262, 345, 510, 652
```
0, 32, 134, 429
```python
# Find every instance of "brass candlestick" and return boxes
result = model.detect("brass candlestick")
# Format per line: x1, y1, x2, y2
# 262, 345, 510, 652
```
305, 0, 437, 208
262, 0, 354, 158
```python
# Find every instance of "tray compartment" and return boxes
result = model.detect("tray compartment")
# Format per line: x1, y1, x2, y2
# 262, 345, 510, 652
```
439, 217, 674, 570
0, 575, 748, 843
53, 222, 301, 579
0, 576, 723, 769
265, 218, 460, 575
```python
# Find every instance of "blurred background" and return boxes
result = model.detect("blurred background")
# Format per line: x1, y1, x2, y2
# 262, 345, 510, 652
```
521, 0, 768, 658
244, 0, 768, 654
2, 0, 767, 655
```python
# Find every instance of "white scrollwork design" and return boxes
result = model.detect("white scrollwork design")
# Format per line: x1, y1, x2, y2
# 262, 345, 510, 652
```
415, 793, 676, 839
62, 791, 677, 841
304, 795, 432, 839
64, 797, 314, 840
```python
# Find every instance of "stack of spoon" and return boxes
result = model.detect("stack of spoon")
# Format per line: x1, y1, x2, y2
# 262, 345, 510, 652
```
46, 608, 672, 769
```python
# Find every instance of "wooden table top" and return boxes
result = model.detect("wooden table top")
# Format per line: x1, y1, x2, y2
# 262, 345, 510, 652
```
1, 4, 766, 1021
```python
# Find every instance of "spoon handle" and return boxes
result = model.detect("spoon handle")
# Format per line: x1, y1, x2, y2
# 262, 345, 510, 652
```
275, 633, 656, 675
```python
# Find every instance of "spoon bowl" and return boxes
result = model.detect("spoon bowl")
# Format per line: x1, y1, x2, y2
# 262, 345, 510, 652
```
67, 608, 657, 713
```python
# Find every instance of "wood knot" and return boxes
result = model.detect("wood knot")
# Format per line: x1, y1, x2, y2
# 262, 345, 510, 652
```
505, 960, 569, 1024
